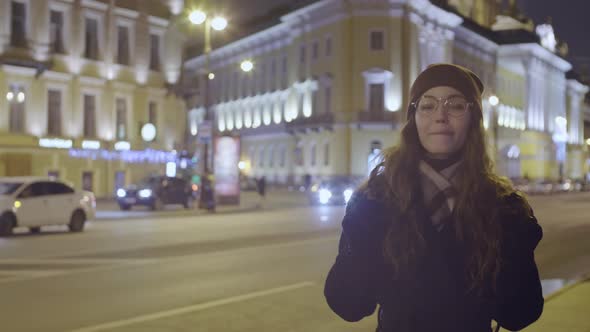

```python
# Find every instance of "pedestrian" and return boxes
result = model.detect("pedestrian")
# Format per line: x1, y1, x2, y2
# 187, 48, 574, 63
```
199, 173, 216, 212
324, 64, 543, 332
304, 173, 312, 191
256, 176, 266, 208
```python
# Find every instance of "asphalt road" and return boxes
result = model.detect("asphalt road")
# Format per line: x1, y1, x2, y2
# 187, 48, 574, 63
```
0, 192, 589, 332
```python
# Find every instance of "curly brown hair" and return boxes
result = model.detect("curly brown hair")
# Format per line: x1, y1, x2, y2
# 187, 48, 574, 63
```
364, 99, 514, 293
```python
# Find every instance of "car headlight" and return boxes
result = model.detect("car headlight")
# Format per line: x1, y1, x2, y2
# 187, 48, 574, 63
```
318, 189, 332, 204
138, 189, 152, 198
343, 188, 354, 203
116, 189, 126, 198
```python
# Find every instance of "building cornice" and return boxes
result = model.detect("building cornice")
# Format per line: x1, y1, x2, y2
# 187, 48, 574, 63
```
114, 7, 139, 20
81, 0, 108, 11
566, 79, 589, 95
498, 43, 572, 72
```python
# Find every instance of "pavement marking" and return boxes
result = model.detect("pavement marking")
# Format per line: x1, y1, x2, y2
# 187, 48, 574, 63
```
0, 258, 156, 284
69, 281, 316, 332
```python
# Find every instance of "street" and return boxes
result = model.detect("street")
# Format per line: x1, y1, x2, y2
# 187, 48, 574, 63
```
1, 191, 589, 332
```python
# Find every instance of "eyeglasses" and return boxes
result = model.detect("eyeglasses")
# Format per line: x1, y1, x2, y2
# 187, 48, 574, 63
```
411, 96, 473, 118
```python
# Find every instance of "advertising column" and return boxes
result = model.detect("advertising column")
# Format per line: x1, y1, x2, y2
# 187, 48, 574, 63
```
214, 136, 240, 204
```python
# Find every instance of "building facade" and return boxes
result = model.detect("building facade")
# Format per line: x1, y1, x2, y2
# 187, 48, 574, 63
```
184, 0, 588, 186
0, 0, 186, 197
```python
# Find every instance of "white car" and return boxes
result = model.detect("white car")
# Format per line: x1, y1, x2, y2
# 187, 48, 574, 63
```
0, 177, 96, 236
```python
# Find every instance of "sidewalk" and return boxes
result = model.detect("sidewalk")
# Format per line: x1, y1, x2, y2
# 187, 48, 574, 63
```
523, 275, 590, 332
95, 189, 310, 220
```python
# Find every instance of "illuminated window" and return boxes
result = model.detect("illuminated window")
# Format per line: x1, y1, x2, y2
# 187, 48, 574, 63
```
47, 89, 62, 136
116, 98, 127, 140
50, 10, 65, 53
8, 84, 25, 133
83, 94, 97, 137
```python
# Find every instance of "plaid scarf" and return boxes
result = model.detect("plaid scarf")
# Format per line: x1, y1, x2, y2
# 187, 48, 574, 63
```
419, 160, 462, 231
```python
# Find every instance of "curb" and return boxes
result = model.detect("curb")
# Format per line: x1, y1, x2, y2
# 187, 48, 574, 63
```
544, 273, 590, 302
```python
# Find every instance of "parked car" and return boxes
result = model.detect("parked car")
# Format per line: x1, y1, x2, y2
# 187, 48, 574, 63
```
308, 177, 358, 206
116, 176, 196, 210
0, 177, 96, 236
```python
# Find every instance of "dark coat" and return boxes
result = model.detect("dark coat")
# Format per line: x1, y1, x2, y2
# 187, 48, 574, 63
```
324, 186, 544, 332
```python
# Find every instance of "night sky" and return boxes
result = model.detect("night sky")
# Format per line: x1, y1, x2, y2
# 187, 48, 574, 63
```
518, 0, 590, 75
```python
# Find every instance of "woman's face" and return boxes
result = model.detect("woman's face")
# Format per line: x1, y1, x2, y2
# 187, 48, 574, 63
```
414, 86, 472, 159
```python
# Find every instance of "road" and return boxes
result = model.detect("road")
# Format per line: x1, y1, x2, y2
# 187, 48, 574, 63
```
0, 192, 589, 332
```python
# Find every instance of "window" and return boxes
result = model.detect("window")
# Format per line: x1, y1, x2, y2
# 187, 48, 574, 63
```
268, 146, 275, 168
281, 55, 288, 89
249, 147, 256, 168
149, 34, 161, 71
84, 17, 99, 59
311, 144, 317, 166
18, 182, 49, 199
50, 10, 65, 53
280, 146, 286, 167
259, 62, 266, 93
299, 44, 306, 64
47, 182, 74, 195
271, 58, 277, 91
115, 98, 127, 140
116, 25, 130, 65
295, 144, 304, 166
148, 101, 157, 126
82, 172, 93, 192
325, 36, 332, 56
312, 40, 319, 60
10, 1, 27, 47
83, 94, 96, 137
370, 30, 384, 50
47, 89, 62, 136
324, 143, 330, 166
325, 86, 332, 113
8, 85, 25, 133
369, 83, 384, 113
258, 147, 265, 167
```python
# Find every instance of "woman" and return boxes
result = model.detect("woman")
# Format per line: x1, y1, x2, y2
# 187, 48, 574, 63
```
324, 63, 543, 331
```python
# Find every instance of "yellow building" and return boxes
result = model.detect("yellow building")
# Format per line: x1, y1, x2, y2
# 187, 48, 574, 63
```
0, 0, 186, 197
184, 0, 588, 185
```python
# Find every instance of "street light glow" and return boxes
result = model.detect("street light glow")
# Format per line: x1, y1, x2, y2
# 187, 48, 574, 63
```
241, 60, 253, 72
488, 95, 499, 106
189, 10, 207, 25
6, 91, 14, 101
586, 138, 590, 146
208, 73, 215, 80
211, 17, 227, 31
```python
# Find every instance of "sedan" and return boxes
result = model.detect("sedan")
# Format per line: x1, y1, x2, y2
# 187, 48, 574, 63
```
0, 177, 96, 236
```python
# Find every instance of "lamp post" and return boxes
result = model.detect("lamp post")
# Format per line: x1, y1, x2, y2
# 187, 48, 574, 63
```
488, 94, 500, 163
189, 10, 227, 175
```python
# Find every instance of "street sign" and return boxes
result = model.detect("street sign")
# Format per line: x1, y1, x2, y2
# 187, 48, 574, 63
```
198, 120, 212, 143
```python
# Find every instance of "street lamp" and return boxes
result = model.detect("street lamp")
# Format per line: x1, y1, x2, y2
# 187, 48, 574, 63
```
240, 60, 254, 72
189, 10, 227, 175
488, 95, 500, 163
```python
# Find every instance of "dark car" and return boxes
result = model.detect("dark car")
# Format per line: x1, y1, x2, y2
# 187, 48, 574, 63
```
308, 177, 358, 206
116, 176, 196, 210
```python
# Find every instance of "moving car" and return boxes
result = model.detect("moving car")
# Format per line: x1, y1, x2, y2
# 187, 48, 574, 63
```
116, 176, 196, 210
0, 177, 96, 236
308, 177, 358, 206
